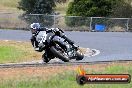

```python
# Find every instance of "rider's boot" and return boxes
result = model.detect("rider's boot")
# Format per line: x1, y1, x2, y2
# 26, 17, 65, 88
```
42, 52, 50, 63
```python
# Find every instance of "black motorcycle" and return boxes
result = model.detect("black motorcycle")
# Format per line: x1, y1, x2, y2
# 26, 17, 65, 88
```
36, 30, 84, 63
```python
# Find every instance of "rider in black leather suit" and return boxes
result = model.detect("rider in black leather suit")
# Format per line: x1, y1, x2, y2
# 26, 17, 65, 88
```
30, 23, 74, 52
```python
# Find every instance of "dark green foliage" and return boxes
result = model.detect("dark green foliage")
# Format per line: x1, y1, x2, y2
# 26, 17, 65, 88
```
18, 0, 56, 14
66, 0, 114, 17
67, 0, 132, 17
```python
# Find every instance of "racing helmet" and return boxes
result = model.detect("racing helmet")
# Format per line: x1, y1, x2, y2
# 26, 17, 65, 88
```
30, 23, 40, 34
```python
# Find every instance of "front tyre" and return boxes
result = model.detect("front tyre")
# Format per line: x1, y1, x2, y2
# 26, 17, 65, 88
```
75, 49, 84, 60
76, 52, 84, 60
50, 46, 70, 62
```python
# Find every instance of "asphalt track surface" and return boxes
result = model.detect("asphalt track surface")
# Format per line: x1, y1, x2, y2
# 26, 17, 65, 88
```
0, 29, 132, 63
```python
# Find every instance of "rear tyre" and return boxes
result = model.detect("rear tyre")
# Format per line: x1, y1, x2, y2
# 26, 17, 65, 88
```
50, 46, 70, 62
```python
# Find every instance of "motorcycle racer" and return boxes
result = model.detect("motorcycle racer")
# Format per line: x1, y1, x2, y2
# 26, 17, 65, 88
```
30, 23, 75, 52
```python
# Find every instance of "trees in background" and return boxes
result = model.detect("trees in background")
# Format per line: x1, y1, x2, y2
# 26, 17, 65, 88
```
17, 0, 132, 28
18, 0, 56, 27
18, 0, 132, 17
66, 0, 132, 17
66, 0, 132, 27
66, 0, 115, 17
18, 0, 55, 14
66, 0, 115, 27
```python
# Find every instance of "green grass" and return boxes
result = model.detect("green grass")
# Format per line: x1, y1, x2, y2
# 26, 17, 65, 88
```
0, 64, 132, 88
0, 41, 42, 63
0, 46, 26, 63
